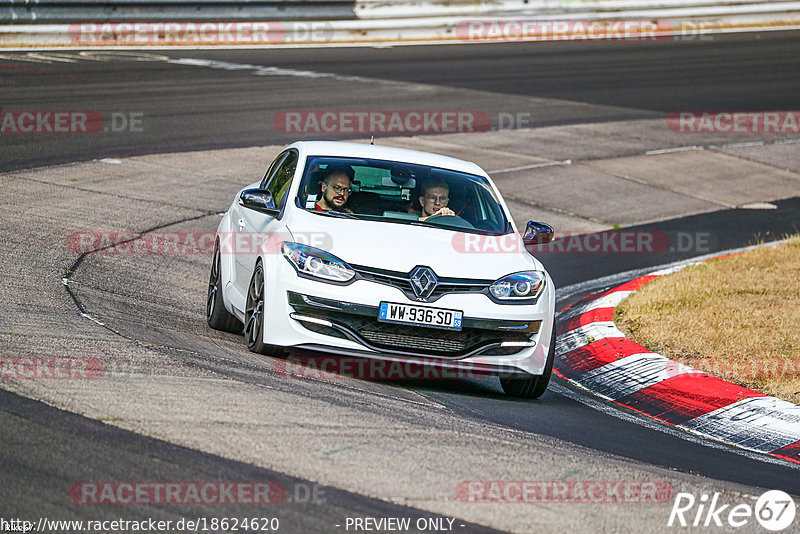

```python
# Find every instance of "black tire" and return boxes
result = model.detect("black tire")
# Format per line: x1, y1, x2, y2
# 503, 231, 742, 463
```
206, 240, 243, 333
244, 263, 283, 357
500, 327, 556, 399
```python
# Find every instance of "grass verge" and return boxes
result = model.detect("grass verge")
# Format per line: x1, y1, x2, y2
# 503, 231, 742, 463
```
615, 236, 800, 404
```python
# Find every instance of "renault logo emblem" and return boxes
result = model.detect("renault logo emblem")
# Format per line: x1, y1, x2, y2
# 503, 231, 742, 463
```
409, 266, 438, 299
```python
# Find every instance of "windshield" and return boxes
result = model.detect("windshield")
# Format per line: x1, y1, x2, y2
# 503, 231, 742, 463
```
295, 156, 511, 235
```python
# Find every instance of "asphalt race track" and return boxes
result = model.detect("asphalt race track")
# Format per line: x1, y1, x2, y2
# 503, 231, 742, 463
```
2, 31, 800, 533
2, 31, 800, 171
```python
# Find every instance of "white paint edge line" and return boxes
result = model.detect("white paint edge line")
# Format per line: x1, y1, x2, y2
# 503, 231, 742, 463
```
645, 137, 800, 157
712, 141, 766, 149
645, 146, 704, 155
490, 159, 572, 174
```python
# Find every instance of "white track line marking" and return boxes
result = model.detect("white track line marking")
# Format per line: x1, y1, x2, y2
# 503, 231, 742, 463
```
645, 146, 703, 155
489, 159, 572, 174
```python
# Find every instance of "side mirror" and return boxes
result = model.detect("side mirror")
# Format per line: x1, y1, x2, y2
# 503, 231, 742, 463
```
522, 221, 554, 245
239, 188, 279, 216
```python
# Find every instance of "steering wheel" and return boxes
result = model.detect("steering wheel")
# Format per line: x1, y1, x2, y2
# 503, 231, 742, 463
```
424, 214, 475, 230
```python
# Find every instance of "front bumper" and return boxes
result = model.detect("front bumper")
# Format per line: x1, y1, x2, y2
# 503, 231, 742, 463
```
288, 291, 540, 357
261, 255, 556, 376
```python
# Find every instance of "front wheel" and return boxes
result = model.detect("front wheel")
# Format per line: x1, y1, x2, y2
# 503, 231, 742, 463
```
207, 240, 243, 334
500, 327, 556, 398
244, 263, 283, 357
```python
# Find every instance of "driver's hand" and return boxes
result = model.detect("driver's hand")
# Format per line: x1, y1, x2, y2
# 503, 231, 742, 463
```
435, 207, 455, 217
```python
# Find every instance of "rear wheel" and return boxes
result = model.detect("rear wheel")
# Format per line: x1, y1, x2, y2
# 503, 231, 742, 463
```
245, 263, 283, 357
206, 240, 243, 333
500, 327, 556, 398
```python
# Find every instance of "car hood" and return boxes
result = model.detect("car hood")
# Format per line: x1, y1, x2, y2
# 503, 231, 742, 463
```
285, 209, 542, 279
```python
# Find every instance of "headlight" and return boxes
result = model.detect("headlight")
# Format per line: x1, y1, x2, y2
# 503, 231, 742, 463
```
489, 271, 545, 301
281, 242, 355, 283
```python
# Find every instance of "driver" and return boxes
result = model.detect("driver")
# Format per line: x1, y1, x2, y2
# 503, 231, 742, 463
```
418, 179, 455, 221
315, 166, 354, 212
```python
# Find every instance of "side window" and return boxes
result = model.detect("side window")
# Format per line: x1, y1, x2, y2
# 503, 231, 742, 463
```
267, 150, 298, 210
259, 152, 287, 189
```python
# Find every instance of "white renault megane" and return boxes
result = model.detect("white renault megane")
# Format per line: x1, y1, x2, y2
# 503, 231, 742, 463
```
206, 141, 556, 397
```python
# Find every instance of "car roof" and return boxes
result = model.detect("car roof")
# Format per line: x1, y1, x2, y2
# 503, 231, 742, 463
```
293, 141, 487, 177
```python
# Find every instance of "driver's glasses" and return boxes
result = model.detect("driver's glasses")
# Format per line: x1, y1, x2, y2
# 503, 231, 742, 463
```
425, 195, 449, 204
330, 185, 351, 194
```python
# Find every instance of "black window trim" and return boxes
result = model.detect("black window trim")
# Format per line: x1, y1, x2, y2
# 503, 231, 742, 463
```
267, 149, 300, 221
259, 150, 290, 190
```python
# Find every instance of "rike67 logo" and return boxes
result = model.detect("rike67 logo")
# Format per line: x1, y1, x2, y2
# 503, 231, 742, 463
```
668, 490, 796, 531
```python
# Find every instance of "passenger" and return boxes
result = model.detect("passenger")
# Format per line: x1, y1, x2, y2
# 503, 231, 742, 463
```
418, 179, 455, 221
315, 166, 353, 212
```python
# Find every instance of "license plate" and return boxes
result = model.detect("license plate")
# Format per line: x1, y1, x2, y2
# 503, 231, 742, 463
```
378, 302, 463, 331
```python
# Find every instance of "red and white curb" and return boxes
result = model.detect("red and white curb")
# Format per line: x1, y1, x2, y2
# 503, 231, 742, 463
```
554, 260, 800, 465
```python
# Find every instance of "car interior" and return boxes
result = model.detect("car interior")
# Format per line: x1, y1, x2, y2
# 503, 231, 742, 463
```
295, 157, 510, 233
